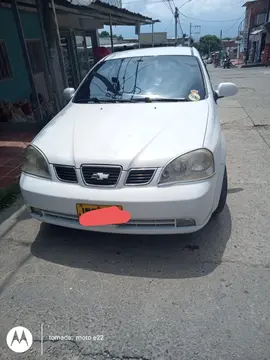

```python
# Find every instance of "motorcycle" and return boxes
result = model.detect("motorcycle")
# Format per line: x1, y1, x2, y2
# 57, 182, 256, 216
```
223, 58, 232, 69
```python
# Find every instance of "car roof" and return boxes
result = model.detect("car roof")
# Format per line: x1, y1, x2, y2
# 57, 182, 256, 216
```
105, 46, 199, 60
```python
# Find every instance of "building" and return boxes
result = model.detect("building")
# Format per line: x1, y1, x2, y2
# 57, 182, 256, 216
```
101, 0, 122, 6
221, 39, 238, 59
0, 0, 155, 129
242, 0, 270, 63
139, 32, 167, 47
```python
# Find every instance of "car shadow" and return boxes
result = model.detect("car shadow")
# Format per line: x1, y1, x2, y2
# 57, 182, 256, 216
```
228, 187, 243, 194
31, 205, 232, 279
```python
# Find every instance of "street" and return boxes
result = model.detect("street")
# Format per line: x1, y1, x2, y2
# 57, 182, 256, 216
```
1, 66, 270, 360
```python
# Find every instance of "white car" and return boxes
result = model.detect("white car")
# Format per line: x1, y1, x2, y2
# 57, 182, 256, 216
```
20, 46, 237, 234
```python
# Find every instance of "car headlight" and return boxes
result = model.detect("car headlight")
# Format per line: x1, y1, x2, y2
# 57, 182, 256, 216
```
22, 145, 51, 179
158, 149, 215, 185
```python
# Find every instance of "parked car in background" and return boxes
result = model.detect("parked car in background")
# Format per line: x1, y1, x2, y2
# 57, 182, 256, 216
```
20, 46, 238, 235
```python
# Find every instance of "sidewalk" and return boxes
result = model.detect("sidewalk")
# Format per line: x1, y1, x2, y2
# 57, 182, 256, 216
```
231, 59, 244, 67
0, 131, 35, 187
241, 62, 266, 68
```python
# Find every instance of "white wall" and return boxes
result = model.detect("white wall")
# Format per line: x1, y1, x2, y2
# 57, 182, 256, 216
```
139, 32, 167, 45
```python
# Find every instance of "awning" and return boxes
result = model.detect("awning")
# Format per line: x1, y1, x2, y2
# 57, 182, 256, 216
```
2, 0, 158, 26
250, 29, 263, 35
60, 0, 158, 26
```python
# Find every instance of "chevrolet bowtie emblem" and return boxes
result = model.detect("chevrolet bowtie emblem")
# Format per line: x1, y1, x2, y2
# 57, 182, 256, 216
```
91, 172, 110, 181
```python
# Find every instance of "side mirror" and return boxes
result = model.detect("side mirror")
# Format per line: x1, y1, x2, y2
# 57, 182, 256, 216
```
63, 88, 75, 102
215, 82, 238, 99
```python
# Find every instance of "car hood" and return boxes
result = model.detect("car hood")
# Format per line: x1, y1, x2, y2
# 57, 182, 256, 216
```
33, 101, 209, 169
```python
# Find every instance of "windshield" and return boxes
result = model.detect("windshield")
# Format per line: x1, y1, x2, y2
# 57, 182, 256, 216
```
73, 55, 206, 103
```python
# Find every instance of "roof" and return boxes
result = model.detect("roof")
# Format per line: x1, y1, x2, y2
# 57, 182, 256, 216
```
250, 29, 264, 35
1, 0, 158, 26
242, 0, 263, 7
102, 43, 138, 48
62, 0, 157, 25
105, 46, 195, 60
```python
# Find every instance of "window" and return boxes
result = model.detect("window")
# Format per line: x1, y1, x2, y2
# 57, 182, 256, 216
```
26, 40, 44, 74
74, 55, 206, 103
0, 40, 12, 80
254, 13, 267, 26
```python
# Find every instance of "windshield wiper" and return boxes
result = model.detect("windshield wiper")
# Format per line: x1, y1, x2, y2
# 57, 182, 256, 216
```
74, 97, 102, 103
130, 97, 189, 103
74, 98, 133, 104
74, 97, 189, 104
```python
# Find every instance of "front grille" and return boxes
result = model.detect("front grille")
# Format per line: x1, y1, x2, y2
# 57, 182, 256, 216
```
119, 219, 176, 228
126, 169, 156, 185
42, 210, 78, 222
81, 165, 121, 186
54, 165, 77, 183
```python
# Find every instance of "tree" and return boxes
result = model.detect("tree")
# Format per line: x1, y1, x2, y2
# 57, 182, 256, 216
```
197, 35, 221, 55
100, 30, 110, 37
223, 37, 231, 40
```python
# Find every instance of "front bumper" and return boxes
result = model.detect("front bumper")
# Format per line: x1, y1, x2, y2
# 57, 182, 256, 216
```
20, 173, 217, 234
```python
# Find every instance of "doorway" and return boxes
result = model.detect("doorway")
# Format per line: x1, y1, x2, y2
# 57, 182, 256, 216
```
26, 39, 49, 101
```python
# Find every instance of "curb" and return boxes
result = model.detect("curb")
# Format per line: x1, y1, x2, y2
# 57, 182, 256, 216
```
0, 205, 26, 239
241, 64, 266, 68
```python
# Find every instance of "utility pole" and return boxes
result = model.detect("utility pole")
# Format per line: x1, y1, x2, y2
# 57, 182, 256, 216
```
189, 24, 201, 46
152, 21, 154, 47
175, 7, 179, 46
219, 29, 223, 66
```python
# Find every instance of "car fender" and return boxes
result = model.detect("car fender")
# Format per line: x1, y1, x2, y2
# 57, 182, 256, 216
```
212, 131, 226, 212
203, 100, 226, 212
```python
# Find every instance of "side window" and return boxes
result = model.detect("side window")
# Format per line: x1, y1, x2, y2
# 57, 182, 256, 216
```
200, 55, 215, 94
0, 40, 12, 80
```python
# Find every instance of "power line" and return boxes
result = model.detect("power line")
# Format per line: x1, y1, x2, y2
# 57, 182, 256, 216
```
163, 0, 174, 14
194, 0, 243, 7
164, 18, 173, 31
226, 17, 244, 32
172, 0, 184, 36
179, 11, 242, 23
123, 0, 173, 4
163, 0, 184, 37
178, 18, 183, 36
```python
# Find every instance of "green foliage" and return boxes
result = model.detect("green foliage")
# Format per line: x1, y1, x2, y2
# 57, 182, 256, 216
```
196, 35, 221, 55
100, 31, 123, 41
100, 30, 110, 37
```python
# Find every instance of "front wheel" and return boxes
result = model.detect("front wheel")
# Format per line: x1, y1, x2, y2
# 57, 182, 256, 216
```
213, 167, 228, 215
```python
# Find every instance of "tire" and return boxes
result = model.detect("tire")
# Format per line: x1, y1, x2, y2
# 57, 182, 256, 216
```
213, 167, 228, 215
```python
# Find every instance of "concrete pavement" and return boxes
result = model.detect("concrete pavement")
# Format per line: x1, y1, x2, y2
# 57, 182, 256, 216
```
1, 66, 270, 360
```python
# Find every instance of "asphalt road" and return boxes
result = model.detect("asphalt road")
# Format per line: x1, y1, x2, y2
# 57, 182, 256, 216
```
1, 66, 270, 360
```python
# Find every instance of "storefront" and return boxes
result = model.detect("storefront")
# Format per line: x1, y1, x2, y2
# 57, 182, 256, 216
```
249, 28, 265, 62
0, 0, 155, 129
263, 16, 270, 63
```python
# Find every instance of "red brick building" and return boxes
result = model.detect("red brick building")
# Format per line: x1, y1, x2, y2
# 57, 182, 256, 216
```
242, 0, 270, 63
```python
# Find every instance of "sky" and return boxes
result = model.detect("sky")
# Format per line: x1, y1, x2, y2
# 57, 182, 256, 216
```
104, 0, 246, 39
